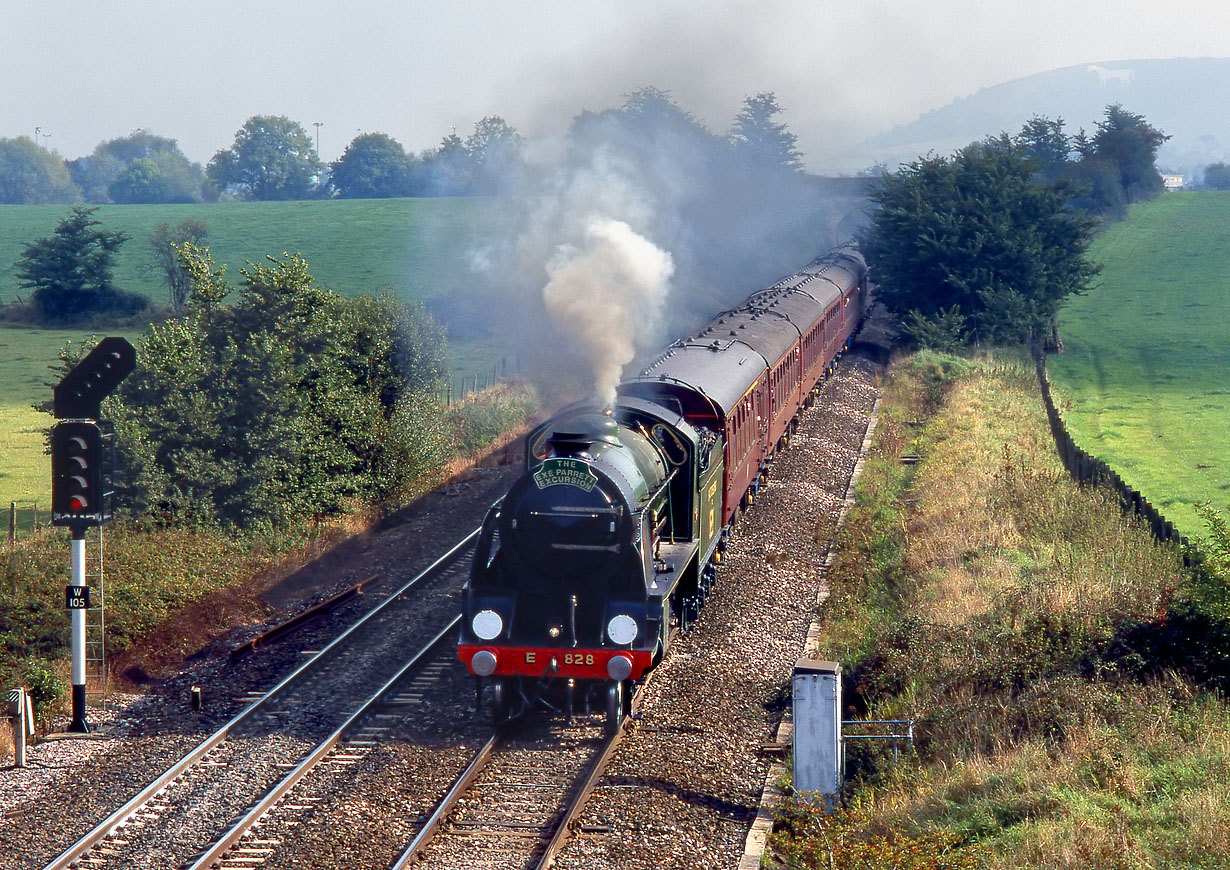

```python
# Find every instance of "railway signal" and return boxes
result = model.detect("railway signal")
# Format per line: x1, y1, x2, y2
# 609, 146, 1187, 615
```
51, 421, 109, 530
51, 336, 135, 733
53, 336, 136, 420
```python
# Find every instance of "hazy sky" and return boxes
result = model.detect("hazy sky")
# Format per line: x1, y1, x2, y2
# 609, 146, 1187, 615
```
4, 0, 1229, 171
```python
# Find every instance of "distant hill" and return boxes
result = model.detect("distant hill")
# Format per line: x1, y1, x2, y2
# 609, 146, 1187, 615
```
850, 57, 1230, 180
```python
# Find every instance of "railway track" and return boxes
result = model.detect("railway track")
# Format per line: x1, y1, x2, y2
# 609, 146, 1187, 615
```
41, 529, 479, 870
393, 711, 628, 870
183, 619, 460, 870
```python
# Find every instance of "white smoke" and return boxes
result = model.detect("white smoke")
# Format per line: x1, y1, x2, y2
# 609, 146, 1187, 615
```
542, 218, 674, 407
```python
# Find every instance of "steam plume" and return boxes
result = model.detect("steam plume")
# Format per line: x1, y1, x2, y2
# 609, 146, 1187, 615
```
542, 218, 674, 407
455, 89, 859, 405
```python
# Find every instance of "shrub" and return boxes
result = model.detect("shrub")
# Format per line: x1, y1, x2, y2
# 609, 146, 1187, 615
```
772, 802, 987, 870
448, 381, 538, 456
20, 657, 65, 728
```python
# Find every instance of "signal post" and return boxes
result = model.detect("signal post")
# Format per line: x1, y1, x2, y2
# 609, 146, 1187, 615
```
50, 338, 134, 732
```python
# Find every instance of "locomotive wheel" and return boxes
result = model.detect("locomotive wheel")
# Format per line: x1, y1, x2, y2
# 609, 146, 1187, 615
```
605, 680, 625, 734
490, 678, 509, 726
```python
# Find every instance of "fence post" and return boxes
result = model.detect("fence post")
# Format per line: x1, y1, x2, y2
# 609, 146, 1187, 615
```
8, 688, 29, 768
8, 502, 14, 549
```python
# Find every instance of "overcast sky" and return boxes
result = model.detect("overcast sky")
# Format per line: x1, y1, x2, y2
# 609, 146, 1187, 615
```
3, 0, 1228, 172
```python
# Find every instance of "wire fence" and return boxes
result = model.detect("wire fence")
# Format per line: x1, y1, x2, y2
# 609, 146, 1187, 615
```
439, 355, 520, 407
1032, 348, 1200, 565
6, 501, 45, 550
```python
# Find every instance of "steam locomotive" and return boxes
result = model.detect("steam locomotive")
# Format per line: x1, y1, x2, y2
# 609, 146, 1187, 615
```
458, 244, 869, 731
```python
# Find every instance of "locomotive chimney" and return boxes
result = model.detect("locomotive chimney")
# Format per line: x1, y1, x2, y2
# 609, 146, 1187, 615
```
545, 412, 622, 456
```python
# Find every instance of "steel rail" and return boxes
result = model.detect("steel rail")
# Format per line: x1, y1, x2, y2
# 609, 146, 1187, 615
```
535, 715, 628, 870
42, 526, 480, 870
186, 616, 463, 870
390, 700, 635, 869
389, 730, 502, 869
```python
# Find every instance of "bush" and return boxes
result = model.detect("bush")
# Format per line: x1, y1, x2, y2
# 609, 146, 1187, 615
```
96, 250, 449, 529
448, 381, 537, 455
20, 658, 65, 729
901, 306, 967, 352
772, 802, 987, 870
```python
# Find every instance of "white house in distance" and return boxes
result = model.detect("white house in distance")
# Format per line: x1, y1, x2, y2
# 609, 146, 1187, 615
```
1161, 174, 1185, 191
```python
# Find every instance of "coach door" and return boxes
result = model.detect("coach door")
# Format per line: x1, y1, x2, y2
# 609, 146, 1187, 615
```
755, 386, 768, 459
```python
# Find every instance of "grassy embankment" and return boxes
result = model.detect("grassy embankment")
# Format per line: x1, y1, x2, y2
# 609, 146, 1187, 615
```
1048, 192, 1230, 537
771, 352, 1230, 869
0, 198, 515, 514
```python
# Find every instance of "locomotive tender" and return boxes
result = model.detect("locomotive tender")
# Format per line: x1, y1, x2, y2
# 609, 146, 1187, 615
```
459, 244, 869, 731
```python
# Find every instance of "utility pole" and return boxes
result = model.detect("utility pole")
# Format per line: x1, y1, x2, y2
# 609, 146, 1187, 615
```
313, 121, 323, 155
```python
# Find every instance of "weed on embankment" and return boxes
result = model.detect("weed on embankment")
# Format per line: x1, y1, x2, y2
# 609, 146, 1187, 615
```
772, 349, 1230, 869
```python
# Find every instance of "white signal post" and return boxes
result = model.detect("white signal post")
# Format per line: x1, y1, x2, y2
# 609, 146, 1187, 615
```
69, 533, 88, 732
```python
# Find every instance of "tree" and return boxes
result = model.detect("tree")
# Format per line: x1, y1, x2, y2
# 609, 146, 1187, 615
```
109, 158, 172, 204
464, 116, 525, 194
327, 132, 415, 198
148, 219, 208, 311
417, 131, 472, 196
15, 206, 146, 324
71, 130, 205, 203
729, 92, 803, 172
1205, 162, 1230, 190
67, 153, 125, 203
1064, 156, 1126, 218
207, 115, 323, 200
1090, 104, 1170, 202
0, 137, 82, 204
861, 137, 1099, 348
105, 248, 449, 528
1016, 115, 1071, 175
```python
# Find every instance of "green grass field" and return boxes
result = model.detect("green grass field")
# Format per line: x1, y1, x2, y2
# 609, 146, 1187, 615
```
1047, 192, 1230, 537
0, 198, 515, 514
0, 198, 497, 306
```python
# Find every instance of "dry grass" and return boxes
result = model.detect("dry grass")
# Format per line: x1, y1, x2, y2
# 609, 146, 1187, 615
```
776, 349, 1230, 869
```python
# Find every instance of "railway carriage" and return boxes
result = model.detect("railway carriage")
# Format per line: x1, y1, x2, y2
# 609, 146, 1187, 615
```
459, 244, 869, 731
